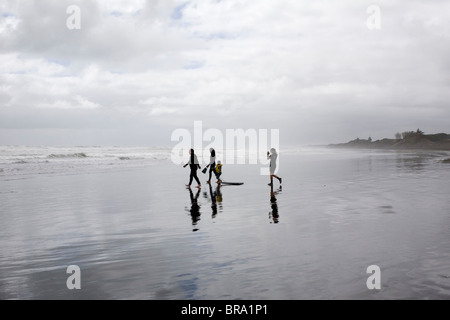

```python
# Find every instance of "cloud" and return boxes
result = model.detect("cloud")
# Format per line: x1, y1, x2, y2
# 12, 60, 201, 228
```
38, 95, 101, 110
1, 0, 197, 70
1, 0, 450, 146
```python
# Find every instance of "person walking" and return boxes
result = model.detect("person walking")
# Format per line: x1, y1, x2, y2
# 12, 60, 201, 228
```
205, 148, 216, 184
184, 149, 202, 189
214, 160, 223, 184
267, 148, 282, 186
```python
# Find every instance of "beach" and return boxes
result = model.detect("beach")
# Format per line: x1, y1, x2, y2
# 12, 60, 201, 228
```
1, 146, 450, 299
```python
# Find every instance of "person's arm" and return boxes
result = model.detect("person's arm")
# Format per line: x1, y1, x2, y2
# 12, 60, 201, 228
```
267, 152, 271, 160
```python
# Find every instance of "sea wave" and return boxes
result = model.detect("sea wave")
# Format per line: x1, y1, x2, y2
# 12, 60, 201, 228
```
118, 156, 146, 161
0, 146, 173, 179
47, 153, 88, 159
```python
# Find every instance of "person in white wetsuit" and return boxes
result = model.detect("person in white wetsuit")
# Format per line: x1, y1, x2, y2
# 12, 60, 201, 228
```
267, 148, 282, 186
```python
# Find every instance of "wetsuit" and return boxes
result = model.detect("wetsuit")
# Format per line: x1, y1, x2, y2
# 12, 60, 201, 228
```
208, 151, 216, 181
187, 154, 201, 185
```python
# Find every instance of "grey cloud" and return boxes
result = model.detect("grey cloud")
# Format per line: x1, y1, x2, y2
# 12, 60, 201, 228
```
1, 0, 196, 72
1, 0, 450, 146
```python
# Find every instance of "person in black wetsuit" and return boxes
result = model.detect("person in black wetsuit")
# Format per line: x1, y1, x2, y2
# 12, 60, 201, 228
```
183, 149, 202, 189
205, 148, 216, 185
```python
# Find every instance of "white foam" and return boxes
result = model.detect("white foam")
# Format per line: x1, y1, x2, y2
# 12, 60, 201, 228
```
0, 146, 172, 179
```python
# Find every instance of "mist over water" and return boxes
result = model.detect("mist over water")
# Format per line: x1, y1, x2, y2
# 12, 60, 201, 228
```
1, 147, 449, 299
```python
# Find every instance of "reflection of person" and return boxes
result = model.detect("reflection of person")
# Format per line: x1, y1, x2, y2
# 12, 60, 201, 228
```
207, 182, 223, 219
216, 183, 222, 206
208, 183, 218, 218
183, 149, 201, 189
267, 148, 282, 186
206, 148, 216, 185
269, 184, 281, 224
187, 187, 201, 231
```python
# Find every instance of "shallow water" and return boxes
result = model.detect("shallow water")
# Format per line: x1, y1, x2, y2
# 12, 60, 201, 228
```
1, 148, 450, 299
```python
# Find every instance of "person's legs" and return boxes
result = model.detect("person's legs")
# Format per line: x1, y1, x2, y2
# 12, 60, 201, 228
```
187, 171, 194, 186
269, 165, 281, 185
269, 165, 275, 185
193, 170, 201, 187
214, 170, 221, 183
207, 163, 215, 183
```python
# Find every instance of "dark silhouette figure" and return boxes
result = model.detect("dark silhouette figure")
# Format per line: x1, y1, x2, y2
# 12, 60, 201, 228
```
183, 149, 201, 189
208, 183, 218, 219
269, 184, 282, 224
205, 148, 216, 184
187, 187, 201, 232
205, 182, 223, 219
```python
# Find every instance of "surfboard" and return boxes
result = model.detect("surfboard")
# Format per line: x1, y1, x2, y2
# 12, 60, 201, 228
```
220, 182, 244, 186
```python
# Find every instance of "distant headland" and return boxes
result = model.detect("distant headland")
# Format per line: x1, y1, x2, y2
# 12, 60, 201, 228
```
329, 129, 450, 151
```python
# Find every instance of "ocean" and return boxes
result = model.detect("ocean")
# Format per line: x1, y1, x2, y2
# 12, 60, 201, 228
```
1, 146, 450, 299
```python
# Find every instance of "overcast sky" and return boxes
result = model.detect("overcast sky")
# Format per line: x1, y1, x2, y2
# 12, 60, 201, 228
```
1, 0, 449, 147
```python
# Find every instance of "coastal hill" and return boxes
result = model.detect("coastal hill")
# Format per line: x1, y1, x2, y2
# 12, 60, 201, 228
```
329, 130, 450, 151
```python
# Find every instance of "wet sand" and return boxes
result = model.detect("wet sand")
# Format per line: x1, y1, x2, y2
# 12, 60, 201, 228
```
1, 149, 450, 299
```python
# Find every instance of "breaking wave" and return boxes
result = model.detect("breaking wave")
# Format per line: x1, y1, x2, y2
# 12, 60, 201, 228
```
47, 153, 88, 159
